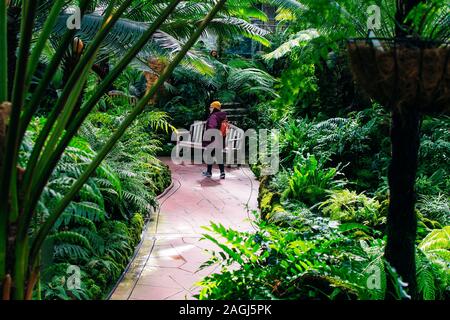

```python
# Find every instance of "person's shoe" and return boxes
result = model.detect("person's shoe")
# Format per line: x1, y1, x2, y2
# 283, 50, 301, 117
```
220, 172, 225, 179
202, 171, 212, 178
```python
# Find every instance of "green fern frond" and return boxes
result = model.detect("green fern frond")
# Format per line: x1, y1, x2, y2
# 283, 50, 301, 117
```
48, 231, 92, 250
416, 252, 438, 300
263, 29, 320, 60
55, 213, 97, 232
54, 244, 89, 260
68, 201, 107, 222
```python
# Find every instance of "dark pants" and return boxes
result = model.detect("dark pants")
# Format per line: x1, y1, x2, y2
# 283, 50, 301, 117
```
205, 148, 224, 174
207, 163, 225, 174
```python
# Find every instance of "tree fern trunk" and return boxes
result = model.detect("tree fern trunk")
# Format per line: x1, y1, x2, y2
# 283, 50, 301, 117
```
385, 108, 420, 299
144, 57, 166, 105
384, 0, 426, 300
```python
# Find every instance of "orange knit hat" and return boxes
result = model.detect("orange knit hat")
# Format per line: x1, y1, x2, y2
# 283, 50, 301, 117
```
210, 101, 221, 109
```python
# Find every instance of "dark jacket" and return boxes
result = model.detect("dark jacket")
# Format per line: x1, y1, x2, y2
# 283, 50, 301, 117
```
202, 109, 227, 148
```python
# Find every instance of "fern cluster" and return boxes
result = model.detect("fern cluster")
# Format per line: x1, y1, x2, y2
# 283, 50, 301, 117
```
21, 97, 172, 299
198, 211, 449, 300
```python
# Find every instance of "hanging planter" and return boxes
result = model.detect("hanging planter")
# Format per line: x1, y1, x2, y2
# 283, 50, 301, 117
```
347, 38, 450, 115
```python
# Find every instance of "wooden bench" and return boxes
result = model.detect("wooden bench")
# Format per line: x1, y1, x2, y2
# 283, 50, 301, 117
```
175, 121, 245, 164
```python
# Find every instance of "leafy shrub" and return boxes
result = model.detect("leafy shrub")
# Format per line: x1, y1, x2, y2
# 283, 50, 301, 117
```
281, 155, 345, 205
272, 62, 319, 120
417, 227, 450, 299
268, 170, 291, 193
274, 106, 391, 194
309, 116, 371, 162
415, 169, 449, 196
40, 263, 91, 300
418, 227, 450, 280
197, 218, 358, 300
278, 119, 312, 165
196, 214, 409, 300
417, 194, 450, 226
41, 212, 144, 300
198, 217, 449, 300
419, 116, 450, 176
319, 190, 382, 226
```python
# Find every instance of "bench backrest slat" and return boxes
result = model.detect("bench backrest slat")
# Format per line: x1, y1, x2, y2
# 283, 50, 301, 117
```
226, 124, 244, 150
190, 121, 206, 143
225, 127, 232, 147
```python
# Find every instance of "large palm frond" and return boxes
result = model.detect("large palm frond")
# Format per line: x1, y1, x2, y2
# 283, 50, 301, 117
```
228, 67, 278, 97
207, 17, 270, 46
52, 12, 215, 74
263, 28, 319, 60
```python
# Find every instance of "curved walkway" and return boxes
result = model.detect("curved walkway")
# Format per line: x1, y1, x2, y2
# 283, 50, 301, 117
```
110, 157, 259, 300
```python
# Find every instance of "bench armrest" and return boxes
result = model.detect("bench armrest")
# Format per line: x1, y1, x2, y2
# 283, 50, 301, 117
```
174, 128, 190, 137
173, 129, 191, 145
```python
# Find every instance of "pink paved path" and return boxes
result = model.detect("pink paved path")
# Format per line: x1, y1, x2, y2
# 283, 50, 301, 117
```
110, 157, 259, 300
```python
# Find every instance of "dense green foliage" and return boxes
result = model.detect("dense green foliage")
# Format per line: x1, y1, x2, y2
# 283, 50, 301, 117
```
197, 0, 449, 300
2, 0, 229, 300
197, 110, 449, 300
3, 0, 448, 300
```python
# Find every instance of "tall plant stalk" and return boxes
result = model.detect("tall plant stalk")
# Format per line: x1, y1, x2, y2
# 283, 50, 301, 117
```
0, 0, 39, 293
0, 0, 7, 102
